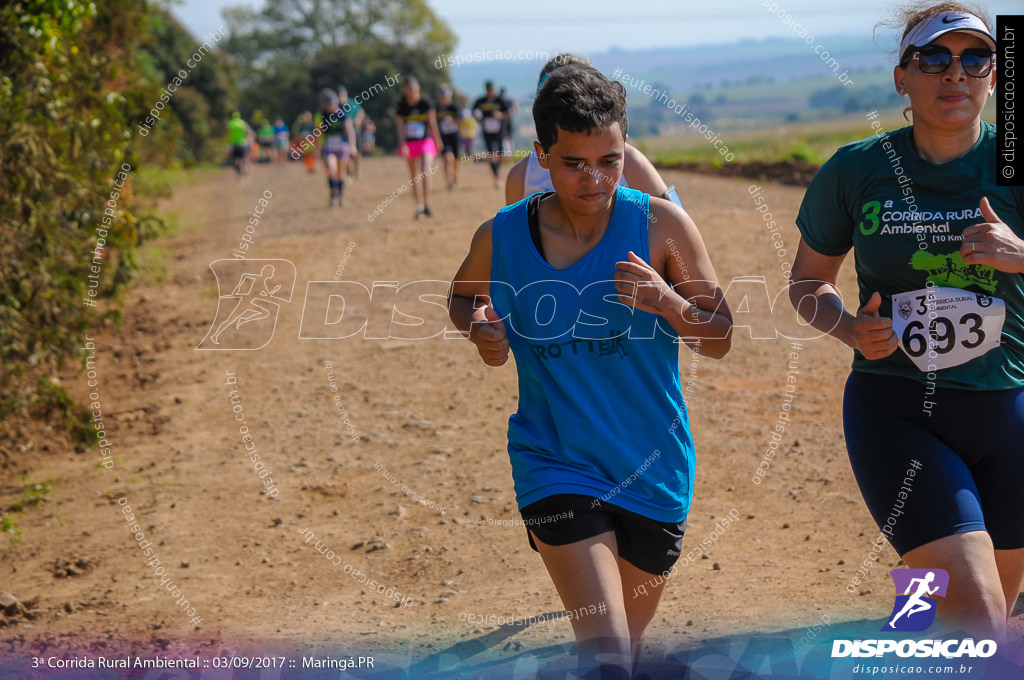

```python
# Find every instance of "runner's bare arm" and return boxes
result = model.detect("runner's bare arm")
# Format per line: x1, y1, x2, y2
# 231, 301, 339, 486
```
614, 198, 732, 358
449, 220, 510, 367
504, 157, 527, 205
428, 109, 442, 152
345, 119, 358, 155
789, 238, 897, 359
396, 115, 406, 152
623, 144, 668, 197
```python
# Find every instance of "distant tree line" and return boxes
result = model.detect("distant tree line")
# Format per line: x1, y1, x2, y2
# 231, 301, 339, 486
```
221, 0, 457, 150
1, 0, 455, 439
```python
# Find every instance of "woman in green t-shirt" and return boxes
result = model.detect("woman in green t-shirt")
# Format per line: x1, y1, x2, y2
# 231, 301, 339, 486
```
790, 2, 1024, 641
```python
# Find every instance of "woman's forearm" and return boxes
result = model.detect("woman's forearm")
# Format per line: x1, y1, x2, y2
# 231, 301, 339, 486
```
789, 279, 855, 349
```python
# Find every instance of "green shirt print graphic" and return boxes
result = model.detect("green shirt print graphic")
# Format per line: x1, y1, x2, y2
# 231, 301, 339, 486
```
910, 250, 997, 293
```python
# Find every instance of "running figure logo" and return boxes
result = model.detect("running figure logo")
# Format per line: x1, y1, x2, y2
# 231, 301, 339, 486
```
881, 568, 949, 632
197, 259, 296, 350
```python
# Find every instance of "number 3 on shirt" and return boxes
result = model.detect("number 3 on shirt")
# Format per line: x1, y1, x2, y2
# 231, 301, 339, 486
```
859, 201, 881, 236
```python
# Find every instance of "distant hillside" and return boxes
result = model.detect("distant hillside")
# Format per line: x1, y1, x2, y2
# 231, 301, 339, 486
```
442, 34, 902, 139
441, 34, 905, 142
446, 34, 894, 103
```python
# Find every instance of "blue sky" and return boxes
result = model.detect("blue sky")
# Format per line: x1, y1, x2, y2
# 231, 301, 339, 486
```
173, 0, 1020, 55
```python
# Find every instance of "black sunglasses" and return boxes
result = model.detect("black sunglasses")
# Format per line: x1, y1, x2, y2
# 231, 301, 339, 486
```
904, 45, 995, 78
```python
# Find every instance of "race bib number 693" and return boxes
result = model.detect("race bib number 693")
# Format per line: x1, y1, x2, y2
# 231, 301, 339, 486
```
891, 287, 1005, 372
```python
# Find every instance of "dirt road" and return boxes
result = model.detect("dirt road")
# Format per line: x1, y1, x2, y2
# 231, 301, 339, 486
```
2, 156, 1020, 678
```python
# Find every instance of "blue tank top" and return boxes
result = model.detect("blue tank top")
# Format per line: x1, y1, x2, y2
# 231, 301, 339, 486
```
489, 185, 695, 523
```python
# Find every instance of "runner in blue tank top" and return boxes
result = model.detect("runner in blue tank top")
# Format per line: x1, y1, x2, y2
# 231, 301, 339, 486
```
449, 63, 733, 680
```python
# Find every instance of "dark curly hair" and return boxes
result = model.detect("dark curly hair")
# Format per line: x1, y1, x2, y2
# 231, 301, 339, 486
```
532, 63, 628, 153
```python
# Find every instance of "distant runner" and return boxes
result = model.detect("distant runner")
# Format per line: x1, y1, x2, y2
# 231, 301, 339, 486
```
272, 117, 290, 165
498, 86, 516, 157
436, 85, 462, 190
319, 88, 357, 207
293, 111, 317, 173
359, 116, 376, 156
338, 86, 364, 179
227, 111, 252, 176
396, 76, 441, 219
472, 80, 510, 189
459, 109, 477, 157
256, 119, 274, 163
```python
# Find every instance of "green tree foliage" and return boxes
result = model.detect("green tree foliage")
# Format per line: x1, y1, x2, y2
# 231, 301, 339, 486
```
223, 0, 455, 150
0, 2, 235, 442
224, 0, 453, 62
135, 8, 239, 166
1, 1, 161, 430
